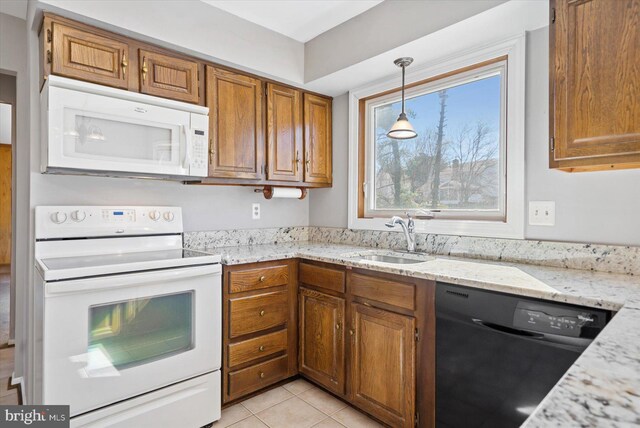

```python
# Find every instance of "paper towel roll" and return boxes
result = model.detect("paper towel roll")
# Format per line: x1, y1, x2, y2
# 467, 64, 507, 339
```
267, 187, 303, 199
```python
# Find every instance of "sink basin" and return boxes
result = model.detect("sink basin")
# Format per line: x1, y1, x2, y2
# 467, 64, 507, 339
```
342, 250, 433, 265
356, 254, 426, 264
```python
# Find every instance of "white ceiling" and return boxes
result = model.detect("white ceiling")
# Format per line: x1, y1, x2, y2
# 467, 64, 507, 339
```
201, 0, 383, 43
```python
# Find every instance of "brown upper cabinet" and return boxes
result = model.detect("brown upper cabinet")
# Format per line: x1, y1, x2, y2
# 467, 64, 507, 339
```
206, 66, 264, 179
50, 22, 130, 89
304, 94, 333, 184
139, 49, 199, 104
550, 0, 640, 171
266, 84, 303, 182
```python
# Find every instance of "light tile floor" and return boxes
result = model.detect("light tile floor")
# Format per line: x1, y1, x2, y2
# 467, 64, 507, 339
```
213, 379, 383, 428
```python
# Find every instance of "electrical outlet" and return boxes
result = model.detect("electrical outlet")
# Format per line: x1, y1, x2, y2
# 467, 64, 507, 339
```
252, 203, 261, 220
529, 201, 555, 226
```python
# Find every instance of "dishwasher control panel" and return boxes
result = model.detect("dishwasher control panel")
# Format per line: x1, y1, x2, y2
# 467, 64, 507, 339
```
513, 301, 607, 338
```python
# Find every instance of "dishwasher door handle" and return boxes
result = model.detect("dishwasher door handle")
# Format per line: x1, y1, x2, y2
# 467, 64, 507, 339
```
471, 318, 545, 339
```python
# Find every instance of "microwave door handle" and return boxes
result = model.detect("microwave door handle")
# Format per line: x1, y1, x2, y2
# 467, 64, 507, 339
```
181, 124, 192, 171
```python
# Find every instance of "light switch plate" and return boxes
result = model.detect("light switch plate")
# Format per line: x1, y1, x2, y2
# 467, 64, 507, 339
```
252, 203, 260, 220
529, 201, 555, 226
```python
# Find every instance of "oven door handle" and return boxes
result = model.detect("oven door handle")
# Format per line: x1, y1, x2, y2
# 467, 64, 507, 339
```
46, 264, 221, 295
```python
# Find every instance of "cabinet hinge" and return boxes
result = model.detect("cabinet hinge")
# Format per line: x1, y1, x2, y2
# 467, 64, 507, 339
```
550, 137, 555, 152
415, 328, 419, 342
46, 28, 52, 43
415, 412, 419, 426
551, 7, 556, 23
46, 50, 52, 64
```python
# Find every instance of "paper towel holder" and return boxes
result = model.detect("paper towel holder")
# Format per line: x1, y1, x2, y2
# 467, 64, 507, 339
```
254, 186, 308, 200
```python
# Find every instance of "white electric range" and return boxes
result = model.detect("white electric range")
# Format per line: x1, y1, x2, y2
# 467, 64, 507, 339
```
33, 206, 221, 428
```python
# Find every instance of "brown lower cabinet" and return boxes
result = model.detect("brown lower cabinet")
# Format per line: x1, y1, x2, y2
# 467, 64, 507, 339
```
222, 260, 298, 404
222, 259, 435, 427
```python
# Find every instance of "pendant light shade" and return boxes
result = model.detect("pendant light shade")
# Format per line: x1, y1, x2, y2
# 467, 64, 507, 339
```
387, 57, 417, 140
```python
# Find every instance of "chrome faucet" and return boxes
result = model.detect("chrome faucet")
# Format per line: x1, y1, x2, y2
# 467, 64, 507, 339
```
385, 213, 416, 252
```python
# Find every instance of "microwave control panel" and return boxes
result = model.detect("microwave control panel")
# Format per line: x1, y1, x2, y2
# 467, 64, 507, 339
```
189, 114, 209, 177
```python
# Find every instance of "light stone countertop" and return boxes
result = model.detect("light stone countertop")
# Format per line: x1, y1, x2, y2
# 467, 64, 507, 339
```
194, 241, 640, 427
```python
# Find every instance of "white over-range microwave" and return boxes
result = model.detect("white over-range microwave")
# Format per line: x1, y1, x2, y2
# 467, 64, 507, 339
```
41, 75, 209, 179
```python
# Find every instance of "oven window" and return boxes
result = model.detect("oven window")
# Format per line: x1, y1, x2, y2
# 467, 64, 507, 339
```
88, 291, 193, 370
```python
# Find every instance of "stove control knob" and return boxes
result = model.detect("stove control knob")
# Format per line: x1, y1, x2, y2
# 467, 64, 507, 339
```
163, 211, 175, 222
149, 210, 161, 221
51, 211, 67, 224
70, 210, 86, 222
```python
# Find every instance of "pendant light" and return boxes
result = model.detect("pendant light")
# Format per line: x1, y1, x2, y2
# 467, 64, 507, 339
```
387, 57, 417, 140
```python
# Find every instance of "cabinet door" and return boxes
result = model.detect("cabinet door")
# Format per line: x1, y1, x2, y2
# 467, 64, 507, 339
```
139, 49, 199, 103
207, 66, 264, 179
51, 22, 129, 89
299, 287, 345, 395
350, 303, 415, 428
267, 84, 302, 181
303, 94, 332, 184
551, 0, 640, 168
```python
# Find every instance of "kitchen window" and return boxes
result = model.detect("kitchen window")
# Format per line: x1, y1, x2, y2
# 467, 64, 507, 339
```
365, 59, 506, 221
349, 36, 525, 238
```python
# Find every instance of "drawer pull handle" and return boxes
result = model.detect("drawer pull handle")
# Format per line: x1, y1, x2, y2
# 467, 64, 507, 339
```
259, 345, 265, 352
259, 372, 265, 379
259, 310, 265, 317
259, 275, 266, 282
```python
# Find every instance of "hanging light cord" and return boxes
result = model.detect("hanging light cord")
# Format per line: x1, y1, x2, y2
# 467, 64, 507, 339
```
401, 63, 406, 115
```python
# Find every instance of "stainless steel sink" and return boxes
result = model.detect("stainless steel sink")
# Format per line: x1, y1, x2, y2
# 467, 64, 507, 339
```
355, 254, 427, 264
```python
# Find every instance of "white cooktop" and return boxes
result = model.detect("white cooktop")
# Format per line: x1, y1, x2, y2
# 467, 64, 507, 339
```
37, 248, 220, 281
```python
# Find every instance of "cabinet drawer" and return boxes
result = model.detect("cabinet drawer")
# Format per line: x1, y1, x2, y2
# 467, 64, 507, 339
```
229, 264, 290, 294
299, 263, 345, 293
229, 291, 288, 338
228, 330, 288, 368
228, 355, 289, 397
350, 273, 415, 311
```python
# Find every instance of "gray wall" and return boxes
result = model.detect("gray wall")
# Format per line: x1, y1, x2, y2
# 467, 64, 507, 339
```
304, 0, 505, 82
310, 27, 640, 247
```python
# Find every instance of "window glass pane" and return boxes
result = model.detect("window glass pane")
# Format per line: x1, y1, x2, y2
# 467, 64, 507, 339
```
373, 73, 502, 212
89, 292, 193, 370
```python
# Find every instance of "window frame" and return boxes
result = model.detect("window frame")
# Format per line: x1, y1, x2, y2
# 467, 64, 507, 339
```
363, 59, 508, 221
348, 34, 526, 239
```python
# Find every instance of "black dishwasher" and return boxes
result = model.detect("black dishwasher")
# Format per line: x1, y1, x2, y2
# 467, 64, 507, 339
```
436, 283, 611, 428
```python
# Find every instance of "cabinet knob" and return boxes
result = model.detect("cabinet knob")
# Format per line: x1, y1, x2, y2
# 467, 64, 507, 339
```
259, 372, 265, 379
259, 275, 266, 282
349, 329, 354, 336
335, 323, 341, 330
259, 310, 265, 317
259, 345, 265, 352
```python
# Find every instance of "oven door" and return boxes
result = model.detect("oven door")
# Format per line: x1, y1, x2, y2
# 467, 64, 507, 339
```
43, 264, 221, 417
45, 85, 192, 176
